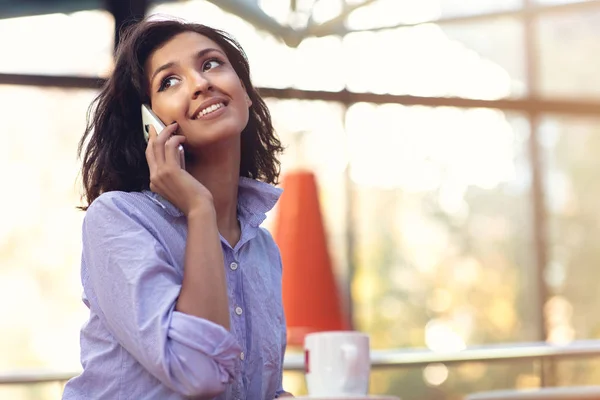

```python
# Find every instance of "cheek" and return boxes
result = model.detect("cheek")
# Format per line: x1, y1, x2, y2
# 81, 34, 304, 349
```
235, 87, 251, 113
239, 99, 251, 125
154, 98, 188, 124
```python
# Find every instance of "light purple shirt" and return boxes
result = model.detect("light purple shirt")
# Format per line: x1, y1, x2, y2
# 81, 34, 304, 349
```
63, 177, 288, 400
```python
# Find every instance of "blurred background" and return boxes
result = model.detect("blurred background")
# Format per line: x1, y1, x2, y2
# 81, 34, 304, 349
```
1, 0, 600, 399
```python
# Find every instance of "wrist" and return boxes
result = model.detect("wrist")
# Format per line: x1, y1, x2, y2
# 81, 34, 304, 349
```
186, 195, 215, 219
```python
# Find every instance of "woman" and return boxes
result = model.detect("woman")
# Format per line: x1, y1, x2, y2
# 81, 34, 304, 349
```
62, 17, 292, 399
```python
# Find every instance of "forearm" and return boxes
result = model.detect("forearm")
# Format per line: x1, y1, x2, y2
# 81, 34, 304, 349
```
176, 203, 231, 330
276, 392, 294, 398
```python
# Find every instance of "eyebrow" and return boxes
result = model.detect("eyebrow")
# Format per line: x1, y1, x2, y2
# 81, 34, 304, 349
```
150, 47, 226, 85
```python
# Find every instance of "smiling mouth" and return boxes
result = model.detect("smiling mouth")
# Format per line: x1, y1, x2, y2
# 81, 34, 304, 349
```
194, 102, 226, 119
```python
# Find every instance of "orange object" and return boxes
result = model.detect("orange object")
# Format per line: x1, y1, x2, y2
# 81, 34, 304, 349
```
273, 170, 349, 346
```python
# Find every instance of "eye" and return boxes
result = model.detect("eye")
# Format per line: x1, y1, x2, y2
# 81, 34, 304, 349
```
202, 58, 223, 72
158, 76, 180, 92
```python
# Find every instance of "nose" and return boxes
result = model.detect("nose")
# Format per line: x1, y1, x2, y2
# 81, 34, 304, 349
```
190, 71, 212, 99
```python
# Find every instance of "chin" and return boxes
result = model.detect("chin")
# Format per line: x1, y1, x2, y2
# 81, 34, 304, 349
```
187, 126, 243, 148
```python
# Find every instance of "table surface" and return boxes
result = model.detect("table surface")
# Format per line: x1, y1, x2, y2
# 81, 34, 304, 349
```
294, 396, 400, 400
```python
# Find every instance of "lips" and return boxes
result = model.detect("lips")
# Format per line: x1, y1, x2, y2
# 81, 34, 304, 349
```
191, 97, 229, 120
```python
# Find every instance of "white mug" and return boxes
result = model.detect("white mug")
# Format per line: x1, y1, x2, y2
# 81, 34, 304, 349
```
304, 331, 370, 396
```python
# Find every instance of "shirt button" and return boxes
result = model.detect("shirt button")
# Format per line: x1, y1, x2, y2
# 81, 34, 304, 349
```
230, 262, 239, 271
240, 351, 245, 360
235, 306, 243, 316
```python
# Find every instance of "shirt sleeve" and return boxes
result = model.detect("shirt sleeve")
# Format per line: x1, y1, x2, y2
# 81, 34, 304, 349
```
274, 244, 291, 399
81, 194, 241, 398
273, 324, 289, 398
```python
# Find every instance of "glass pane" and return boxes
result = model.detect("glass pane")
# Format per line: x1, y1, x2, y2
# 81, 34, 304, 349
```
538, 9, 600, 99
535, 0, 594, 5
0, 383, 65, 400
346, 105, 538, 351
152, 2, 525, 97
342, 18, 526, 99
541, 115, 600, 341
263, 98, 351, 287
149, 1, 346, 91
283, 362, 540, 399
370, 363, 538, 400
0, 11, 114, 76
0, 86, 96, 399
555, 359, 600, 386
347, 0, 523, 26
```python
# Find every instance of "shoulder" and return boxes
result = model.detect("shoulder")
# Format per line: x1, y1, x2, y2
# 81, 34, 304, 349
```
84, 191, 162, 228
258, 226, 275, 240
256, 227, 278, 250
256, 227, 282, 268
81, 191, 177, 255
88, 190, 155, 210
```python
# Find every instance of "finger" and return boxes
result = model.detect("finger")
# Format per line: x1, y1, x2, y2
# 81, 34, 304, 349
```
149, 123, 171, 165
154, 123, 179, 164
155, 122, 179, 146
146, 123, 158, 141
165, 135, 186, 167
145, 125, 159, 174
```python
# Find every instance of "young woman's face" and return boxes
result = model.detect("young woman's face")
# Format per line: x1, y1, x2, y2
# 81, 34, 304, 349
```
145, 31, 251, 149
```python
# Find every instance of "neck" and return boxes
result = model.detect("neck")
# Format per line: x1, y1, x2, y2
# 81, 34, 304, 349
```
185, 138, 241, 240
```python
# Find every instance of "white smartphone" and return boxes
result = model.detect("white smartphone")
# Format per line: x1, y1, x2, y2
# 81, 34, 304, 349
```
141, 104, 185, 169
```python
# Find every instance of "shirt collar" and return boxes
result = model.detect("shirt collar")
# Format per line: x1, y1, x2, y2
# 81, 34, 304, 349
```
237, 176, 282, 227
142, 177, 282, 226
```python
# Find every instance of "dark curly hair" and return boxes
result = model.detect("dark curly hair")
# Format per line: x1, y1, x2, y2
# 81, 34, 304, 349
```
78, 18, 283, 209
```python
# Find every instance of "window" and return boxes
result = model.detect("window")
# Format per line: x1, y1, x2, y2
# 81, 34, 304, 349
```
346, 106, 537, 348
0, 11, 113, 76
538, 9, 600, 99
541, 115, 600, 340
0, 85, 97, 400
4, 0, 600, 399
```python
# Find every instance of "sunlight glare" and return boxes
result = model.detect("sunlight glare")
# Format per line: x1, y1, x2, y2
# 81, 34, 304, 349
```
423, 363, 449, 386
346, 0, 441, 28
425, 319, 467, 352
0, 11, 113, 76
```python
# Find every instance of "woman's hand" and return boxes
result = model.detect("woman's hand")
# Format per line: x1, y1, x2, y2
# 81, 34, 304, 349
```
145, 123, 213, 216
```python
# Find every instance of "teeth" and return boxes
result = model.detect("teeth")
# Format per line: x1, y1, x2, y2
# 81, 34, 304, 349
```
196, 103, 224, 119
